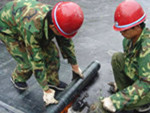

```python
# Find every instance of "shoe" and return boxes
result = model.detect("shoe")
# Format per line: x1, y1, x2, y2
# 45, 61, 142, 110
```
136, 104, 150, 112
10, 77, 28, 90
48, 81, 67, 91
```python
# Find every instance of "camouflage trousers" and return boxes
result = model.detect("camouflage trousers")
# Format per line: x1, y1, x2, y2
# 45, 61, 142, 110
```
0, 32, 60, 86
88, 52, 150, 113
111, 52, 150, 110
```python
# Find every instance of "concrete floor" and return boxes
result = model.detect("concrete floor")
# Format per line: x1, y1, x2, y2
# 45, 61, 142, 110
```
0, 0, 150, 113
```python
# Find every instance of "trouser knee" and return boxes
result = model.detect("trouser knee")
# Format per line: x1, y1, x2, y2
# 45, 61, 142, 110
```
111, 52, 124, 70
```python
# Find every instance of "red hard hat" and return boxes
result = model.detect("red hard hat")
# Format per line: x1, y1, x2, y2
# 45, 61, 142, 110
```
113, 0, 147, 31
52, 2, 84, 38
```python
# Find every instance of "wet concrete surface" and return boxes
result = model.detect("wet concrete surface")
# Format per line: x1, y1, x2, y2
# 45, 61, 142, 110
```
0, 0, 150, 113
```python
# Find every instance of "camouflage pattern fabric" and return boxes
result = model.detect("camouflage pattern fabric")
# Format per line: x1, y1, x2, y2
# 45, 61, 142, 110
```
110, 28, 150, 111
0, 0, 77, 91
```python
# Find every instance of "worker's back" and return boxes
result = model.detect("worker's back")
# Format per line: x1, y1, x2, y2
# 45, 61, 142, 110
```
0, 0, 52, 37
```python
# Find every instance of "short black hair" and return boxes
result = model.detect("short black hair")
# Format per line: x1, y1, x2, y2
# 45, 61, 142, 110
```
46, 10, 53, 25
44, 10, 54, 36
139, 22, 145, 30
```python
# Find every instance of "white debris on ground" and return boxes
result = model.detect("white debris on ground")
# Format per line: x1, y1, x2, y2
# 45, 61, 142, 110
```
68, 107, 78, 113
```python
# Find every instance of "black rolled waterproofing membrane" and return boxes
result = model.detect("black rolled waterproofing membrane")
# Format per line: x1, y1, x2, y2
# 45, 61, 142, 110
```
47, 60, 101, 113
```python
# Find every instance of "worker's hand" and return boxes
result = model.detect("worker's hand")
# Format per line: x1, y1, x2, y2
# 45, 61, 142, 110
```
101, 97, 116, 113
108, 82, 118, 93
71, 64, 84, 78
43, 89, 58, 106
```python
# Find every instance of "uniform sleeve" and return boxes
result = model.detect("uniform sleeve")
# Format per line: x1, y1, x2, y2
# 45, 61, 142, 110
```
25, 31, 49, 91
55, 36, 77, 65
110, 40, 150, 110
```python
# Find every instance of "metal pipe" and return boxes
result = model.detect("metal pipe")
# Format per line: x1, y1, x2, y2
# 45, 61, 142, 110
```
47, 60, 101, 113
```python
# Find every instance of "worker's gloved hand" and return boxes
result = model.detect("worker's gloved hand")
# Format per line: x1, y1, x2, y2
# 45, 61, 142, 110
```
73, 67, 84, 78
108, 82, 118, 93
101, 97, 116, 113
43, 89, 58, 106
72, 64, 84, 80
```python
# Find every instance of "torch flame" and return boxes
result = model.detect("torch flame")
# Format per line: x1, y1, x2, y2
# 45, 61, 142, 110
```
61, 101, 74, 113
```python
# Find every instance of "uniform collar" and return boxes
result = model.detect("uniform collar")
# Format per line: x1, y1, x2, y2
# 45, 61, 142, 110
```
135, 27, 146, 44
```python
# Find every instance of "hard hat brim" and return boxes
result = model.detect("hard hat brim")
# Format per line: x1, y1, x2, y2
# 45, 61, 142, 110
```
113, 14, 147, 31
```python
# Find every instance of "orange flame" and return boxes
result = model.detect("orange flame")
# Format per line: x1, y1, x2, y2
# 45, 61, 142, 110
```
61, 101, 73, 113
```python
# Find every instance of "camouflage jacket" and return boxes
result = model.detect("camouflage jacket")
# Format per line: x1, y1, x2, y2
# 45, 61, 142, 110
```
0, 0, 77, 90
111, 28, 150, 110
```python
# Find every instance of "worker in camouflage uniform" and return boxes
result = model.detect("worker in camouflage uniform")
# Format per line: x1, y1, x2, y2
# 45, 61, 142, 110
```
89, 0, 150, 113
0, 0, 84, 105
